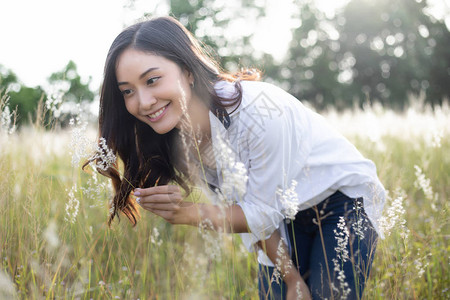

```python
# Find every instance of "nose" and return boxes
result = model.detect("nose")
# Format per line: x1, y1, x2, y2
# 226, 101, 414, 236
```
137, 89, 157, 111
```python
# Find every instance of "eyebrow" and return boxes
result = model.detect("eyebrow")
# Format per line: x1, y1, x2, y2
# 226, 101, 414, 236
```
117, 67, 159, 86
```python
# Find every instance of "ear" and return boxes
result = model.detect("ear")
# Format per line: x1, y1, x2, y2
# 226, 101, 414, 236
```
183, 68, 194, 86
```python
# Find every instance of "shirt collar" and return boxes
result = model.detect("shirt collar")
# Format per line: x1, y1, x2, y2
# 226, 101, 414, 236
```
210, 101, 231, 129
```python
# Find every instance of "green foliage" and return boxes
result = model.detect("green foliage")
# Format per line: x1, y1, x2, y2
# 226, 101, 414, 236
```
278, 1, 342, 108
161, 0, 450, 110
0, 61, 95, 127
9, 86, 46, 124
0, 66, 18, 87
1, 104, 448, 298
2, 0, 449, 125
338, 0, 450, 108
276, 0, 450, 110
48, 60, 94, 103
166, 0, 266, 70
0, 66, 46, 125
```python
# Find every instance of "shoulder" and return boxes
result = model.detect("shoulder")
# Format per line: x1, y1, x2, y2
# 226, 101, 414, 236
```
235, 83, 298, 145
238, 81, 312, 130
214, 80, 297, 104
214, 80, 312, 134
240, 81, 306, 115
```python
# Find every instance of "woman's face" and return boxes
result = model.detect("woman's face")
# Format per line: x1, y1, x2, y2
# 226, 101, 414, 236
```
116, 48, 194, 134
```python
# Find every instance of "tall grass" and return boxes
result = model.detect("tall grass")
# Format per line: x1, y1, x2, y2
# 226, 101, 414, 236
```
0, 94, 448, 299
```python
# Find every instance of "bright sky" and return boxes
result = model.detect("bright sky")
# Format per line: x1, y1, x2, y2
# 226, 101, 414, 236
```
0, 0, 167, 90
0, 0, 448, 91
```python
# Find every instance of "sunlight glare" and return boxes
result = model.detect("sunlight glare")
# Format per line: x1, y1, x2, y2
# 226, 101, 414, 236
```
251, 0, 350, 60
315, 0, 350, 18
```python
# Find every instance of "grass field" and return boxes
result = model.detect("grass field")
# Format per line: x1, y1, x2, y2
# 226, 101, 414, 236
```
0, 97, 449, 299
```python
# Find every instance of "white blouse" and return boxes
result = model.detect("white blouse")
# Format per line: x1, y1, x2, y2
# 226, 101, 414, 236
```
205, 80, 386, 266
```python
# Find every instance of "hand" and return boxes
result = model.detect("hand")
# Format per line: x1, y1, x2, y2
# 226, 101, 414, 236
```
134, 185, 196, 225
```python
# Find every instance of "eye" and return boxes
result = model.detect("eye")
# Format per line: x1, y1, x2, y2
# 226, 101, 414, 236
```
146, 76, 161, 85
120, 89, 133, 97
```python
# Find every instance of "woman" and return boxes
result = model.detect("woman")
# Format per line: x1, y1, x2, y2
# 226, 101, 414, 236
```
92, 16, 385, 299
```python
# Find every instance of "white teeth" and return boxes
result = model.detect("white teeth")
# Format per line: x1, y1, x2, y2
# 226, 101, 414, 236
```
149, 106, 166, 119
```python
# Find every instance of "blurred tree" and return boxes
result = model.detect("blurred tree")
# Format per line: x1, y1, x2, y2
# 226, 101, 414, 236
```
279, 0, 343, 109
0, 66, 18, 87
142, 0, 267, 71
0, 61, 96, 127
132, 0, 449, 110
337, 0, 450, 108
0, 65, 46, 125
282, 0, 450, 109
46, 60, 96, 126
48, 60, 94, 103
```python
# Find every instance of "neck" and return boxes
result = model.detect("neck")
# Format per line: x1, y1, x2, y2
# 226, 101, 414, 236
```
179, 94, 211, 141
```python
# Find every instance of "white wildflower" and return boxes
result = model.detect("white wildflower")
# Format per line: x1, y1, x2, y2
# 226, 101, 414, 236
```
198, 219, 222, 261
43, 220, 60, 249
277, 180, 299, 220
1, 105, 11, 132
352, 200, 368, 240
378, 188, 409, 238
65, 184, 80, 224
109, 198, 115, 217
69, 109, 93, 167
414, 258, 425, 278
271, 238, 291, 284
414, 250, 430, 278
0, 269, 17, 299
271, 265, 281, 284
215, 135, 248, 203
332, 258, 351, 299
334, 216, 349, 262
295, 281, 303, 299
91, 137, 117, 171
45, 81, 69, 119
176, 79, 194, 167
0, 96, 16, 135
150, 227, 163, 246
414, 165, 438, 211
425, 129, 443, 148
221, 161, 248, 202
430, 130, 443, 148
177, 79, 189, 115
81, 172, 110, 208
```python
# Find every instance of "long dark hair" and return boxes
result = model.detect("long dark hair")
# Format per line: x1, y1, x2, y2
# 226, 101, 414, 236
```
85, 16, 260, 226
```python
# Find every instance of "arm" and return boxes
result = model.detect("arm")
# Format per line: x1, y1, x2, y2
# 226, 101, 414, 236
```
198, 201, 310, 299
136, 186, 310, 299
134, 185, 249, 233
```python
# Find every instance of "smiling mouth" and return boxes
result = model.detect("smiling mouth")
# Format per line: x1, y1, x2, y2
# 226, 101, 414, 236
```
147, 104, 169, 121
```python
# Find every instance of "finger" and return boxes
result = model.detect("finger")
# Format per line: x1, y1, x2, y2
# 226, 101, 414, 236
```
141, 203, 180, 211
166, 185, 181, 193
147, 209, 176, 223
142, 194, 174, 203
140, 193, 182, 204
135, 185, 180, 196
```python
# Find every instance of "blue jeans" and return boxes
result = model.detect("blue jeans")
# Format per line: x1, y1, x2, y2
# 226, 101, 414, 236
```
258, 191, 378, 300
